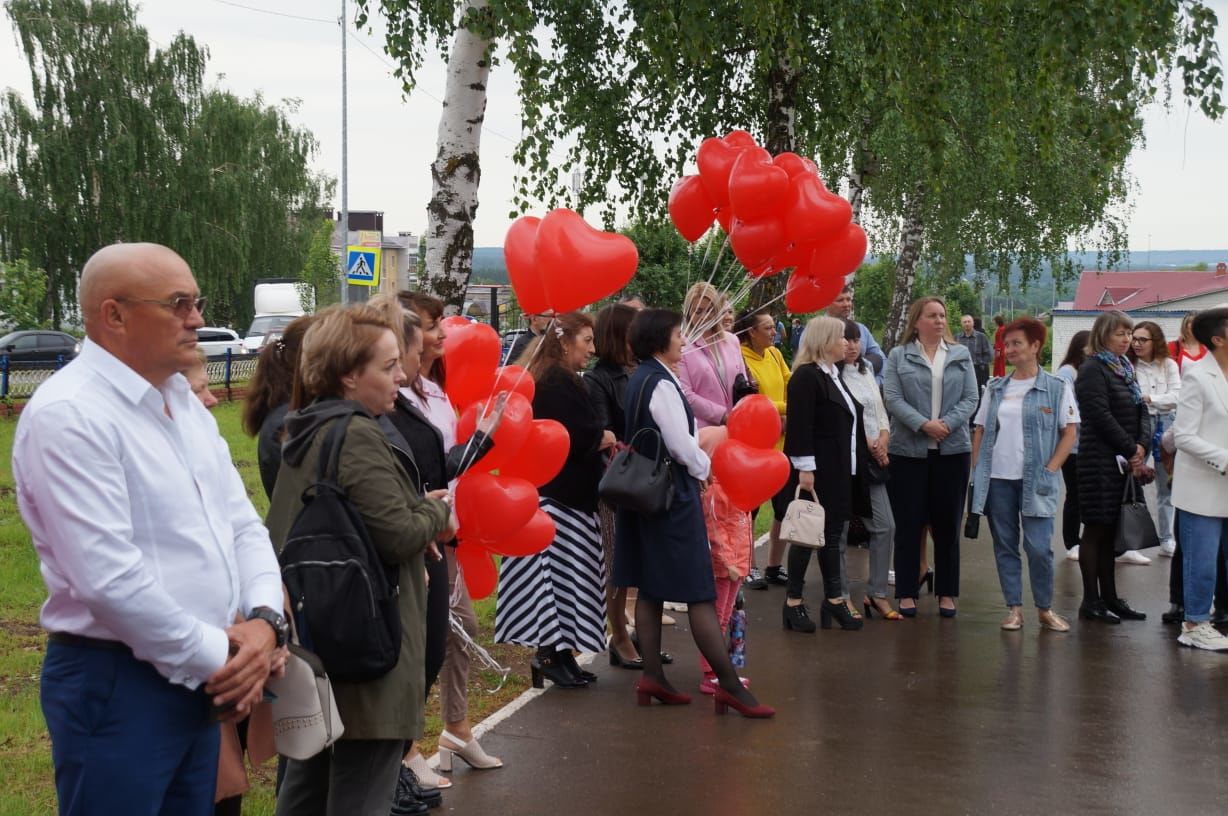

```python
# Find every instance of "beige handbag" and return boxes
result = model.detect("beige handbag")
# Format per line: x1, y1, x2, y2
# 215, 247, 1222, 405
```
780, 486, 826, 549
266, 616, 344, 760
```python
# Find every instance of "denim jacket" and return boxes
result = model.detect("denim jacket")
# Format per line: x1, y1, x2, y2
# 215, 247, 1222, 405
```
969, 371, 1069, 518
883, 341, 980, 457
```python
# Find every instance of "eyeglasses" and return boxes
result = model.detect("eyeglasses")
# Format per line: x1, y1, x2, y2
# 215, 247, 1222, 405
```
1131, 337, 1152, 344
116, 294, 207, 318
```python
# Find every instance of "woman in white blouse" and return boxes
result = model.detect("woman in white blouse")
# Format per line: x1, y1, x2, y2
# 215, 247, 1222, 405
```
839, 319, 899, 620
1128, 320, 1180, 558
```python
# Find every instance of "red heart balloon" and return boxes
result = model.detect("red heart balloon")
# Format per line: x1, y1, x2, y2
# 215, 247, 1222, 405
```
710, 440, 790, 511
806, 223, 868, 280
497, 418, 569, 486
729, 217, 786, 270
748, 262, 779, 279
456, 391, 533, 473
456, 541, 499, 600
715, 207, 734, 234
491, 365, 535, 403
504, 216, 549, 314
728, 147, 790, 223
442, 319, 501, 408
668, 175, 717, 242
784, 174, 852, 246
455, 472, 538, 542
697, 136, 752, 207
770, 240, 812, 272
785, 268, 846, 314
724, 129, 758, 147
727, 394, 782, 449
482, 509, 556, 557
772, 152, 811, 178
534, 209, 638, 313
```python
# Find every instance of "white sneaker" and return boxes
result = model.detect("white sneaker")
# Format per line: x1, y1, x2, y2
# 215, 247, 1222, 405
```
888, 569, 896, 586
1159, 539, 1176, 557
1066, 545, 1080, 562
1116, 550, 1151, 565
1177, 621, 1228, 651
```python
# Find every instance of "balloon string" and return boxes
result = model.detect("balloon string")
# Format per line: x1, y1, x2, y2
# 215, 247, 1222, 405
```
448, 563, 511, 694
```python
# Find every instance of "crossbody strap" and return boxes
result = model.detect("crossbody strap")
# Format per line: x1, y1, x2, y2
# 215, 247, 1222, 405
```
316, 414, 353, 483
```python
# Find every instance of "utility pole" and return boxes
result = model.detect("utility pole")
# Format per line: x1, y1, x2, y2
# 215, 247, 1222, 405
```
340, 0, 350, 305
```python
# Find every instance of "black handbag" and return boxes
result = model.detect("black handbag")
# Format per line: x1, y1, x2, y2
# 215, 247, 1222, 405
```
732, 372, 759, 405
865, 457, 890, 485
1114, 474, 1159, 555
598, 377, 675, 515
963, 486, 980, 539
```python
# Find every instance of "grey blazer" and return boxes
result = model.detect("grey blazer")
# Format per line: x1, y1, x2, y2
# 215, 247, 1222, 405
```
883, 341, 980, 457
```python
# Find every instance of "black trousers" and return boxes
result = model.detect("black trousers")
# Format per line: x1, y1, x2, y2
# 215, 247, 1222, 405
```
786, 515, 846, 600
1060, 454, 1082, 551
1079, 522, 1120, 604
424, 549, 450, 694
888, 451, 970, 599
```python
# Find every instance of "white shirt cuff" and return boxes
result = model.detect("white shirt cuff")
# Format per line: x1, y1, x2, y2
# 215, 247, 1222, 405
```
173, 623, 231, 690
790, 456, 817, 472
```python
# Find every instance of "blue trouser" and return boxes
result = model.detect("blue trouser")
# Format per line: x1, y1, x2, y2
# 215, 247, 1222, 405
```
1177, 510, 1228, 622
41, 639, 220, 816
985, 478, 1056, 609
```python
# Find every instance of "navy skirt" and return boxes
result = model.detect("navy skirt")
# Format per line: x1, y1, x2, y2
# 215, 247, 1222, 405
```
612, 465, 716, 604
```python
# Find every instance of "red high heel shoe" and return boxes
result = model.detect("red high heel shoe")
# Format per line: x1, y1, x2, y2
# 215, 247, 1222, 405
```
635, 677, 692, 706
712, 687, 775, 718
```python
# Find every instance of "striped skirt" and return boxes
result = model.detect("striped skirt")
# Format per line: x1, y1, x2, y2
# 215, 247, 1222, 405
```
495, 498, 608, 654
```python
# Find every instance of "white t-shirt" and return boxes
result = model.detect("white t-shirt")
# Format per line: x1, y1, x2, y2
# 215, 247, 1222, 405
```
974, 376, 1080, 479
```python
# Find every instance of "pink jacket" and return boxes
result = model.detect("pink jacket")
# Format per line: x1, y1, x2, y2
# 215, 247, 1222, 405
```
677, 332, 748, 428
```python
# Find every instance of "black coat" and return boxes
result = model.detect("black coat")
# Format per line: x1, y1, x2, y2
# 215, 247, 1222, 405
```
780, 363, 871, 522
534, 365, 606, 512
1075, 357, 1153, 524
584, 360, 632, 441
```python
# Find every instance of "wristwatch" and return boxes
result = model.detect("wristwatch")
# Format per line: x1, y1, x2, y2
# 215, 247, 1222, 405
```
250, 606, 289, 649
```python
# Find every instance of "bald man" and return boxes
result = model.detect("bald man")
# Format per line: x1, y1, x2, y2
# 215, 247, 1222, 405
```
13, 243, 286, 816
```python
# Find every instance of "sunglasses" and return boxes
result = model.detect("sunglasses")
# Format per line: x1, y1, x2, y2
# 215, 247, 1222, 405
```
117, 294, 207, 319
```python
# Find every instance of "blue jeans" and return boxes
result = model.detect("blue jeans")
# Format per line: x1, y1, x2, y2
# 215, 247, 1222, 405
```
985, 478, 1056, 609
1177, 510, 1228, 622
41, 640, 220, 816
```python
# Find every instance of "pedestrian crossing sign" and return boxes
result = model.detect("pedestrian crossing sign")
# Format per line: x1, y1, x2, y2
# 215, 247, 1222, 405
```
346, 246, 380, 287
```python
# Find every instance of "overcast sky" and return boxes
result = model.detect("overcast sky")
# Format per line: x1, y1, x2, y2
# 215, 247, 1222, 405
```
2, 0, 1226, 253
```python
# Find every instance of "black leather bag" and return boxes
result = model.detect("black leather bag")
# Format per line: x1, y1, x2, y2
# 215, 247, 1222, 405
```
1115, 474, 1159, 555
963, 487, 980, 539
598, 375, 676, 515
732, 372, 759, 405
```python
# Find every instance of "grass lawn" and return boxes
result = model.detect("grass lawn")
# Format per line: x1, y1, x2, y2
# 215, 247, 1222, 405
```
0, 402, 531, 816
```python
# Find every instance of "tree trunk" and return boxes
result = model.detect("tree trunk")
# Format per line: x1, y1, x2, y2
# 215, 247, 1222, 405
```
751, 56, 799, 312
423, 0, 491, 311
883, 195, 924, 352
847, 122, 876, 226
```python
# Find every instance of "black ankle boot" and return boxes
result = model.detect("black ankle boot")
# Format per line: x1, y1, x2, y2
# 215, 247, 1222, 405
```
819, 599, 864, 630
558, 649, 597, 682
531, 647, 586, 689
782, 602, 816, 633
392, 765, 440, 814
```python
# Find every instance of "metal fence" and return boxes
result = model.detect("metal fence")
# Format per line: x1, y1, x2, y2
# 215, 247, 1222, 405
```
1, 350, 261, 400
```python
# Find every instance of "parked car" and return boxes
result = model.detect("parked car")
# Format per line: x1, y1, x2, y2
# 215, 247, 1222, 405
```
196, 327, 244, 356
501, 329, 528, 355
0, 330, 81, 364
243, 314, 298, 352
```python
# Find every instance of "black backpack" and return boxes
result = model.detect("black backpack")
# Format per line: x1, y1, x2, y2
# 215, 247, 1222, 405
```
279, 414, 401, 682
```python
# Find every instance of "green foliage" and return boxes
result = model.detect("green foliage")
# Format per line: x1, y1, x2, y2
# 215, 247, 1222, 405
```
0, 0, 333, 330
850, 257, 892, 337
0, 253, 48, 329
619, 219, 704, 312
298, 219, 341, 310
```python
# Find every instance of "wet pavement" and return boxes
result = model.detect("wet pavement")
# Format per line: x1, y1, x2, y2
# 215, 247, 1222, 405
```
438, 519, 1228, 816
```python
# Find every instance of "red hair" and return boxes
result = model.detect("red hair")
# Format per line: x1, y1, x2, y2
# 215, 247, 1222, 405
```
1003, 316, 1046, 348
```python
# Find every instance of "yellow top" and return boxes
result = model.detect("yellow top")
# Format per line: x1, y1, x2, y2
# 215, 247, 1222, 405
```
740, 344, 791, 449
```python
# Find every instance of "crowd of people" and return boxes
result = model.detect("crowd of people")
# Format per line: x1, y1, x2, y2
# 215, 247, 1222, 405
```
14, 242, 1228, 816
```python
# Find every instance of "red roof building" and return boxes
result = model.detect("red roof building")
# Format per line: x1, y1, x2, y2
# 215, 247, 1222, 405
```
1068, 264, 1228, 310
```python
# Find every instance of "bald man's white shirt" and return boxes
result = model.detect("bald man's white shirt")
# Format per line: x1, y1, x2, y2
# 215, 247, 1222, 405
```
13, 339, 282, 689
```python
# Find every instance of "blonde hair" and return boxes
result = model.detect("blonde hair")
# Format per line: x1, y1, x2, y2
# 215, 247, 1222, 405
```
295, 304, 395, 407
901, 297, 954, 345
1085, 310, 1133, 356
368, 293, 421, 352
792, 316, 846, 370
683, 281, 724, 335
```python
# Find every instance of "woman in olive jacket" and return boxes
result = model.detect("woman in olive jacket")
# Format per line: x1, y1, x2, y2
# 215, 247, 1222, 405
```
1075, 310, 1153, 624
266, 305, 452, 816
